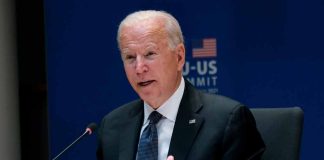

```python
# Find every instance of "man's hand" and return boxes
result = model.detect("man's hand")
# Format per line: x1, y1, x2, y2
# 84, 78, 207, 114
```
167, 155, 174, 160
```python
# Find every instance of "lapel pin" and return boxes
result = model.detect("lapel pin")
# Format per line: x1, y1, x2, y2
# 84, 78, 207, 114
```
189, 119, 196, 124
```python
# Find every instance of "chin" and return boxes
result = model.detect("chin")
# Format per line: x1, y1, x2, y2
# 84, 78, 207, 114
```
139, 94, 158, 105
140, 94, 154, 102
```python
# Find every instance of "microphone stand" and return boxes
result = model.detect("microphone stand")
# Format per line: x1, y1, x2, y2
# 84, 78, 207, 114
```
52, 130, 89, 160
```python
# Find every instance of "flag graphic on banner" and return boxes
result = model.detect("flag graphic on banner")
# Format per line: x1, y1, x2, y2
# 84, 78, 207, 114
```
192, 38, 217, 58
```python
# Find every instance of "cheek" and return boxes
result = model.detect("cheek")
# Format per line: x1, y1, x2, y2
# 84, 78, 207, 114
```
124, 66, 135, 80
163, 56, 179, 73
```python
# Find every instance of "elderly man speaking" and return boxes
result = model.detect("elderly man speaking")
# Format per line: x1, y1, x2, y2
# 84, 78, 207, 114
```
96, 10, 265, 160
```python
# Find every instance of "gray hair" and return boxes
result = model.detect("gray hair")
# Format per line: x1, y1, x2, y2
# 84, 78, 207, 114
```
117, 10, 184, 50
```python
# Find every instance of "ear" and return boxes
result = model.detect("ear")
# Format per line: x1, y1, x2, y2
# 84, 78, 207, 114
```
176, 43, 185, 71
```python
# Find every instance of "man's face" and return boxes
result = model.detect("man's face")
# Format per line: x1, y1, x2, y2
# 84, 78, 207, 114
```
119, 19, 185, 108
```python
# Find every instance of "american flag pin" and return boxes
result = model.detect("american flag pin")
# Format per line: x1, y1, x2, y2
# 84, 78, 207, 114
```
189, 119, 196, 124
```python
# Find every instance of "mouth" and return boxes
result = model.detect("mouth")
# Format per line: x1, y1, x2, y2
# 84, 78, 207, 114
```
138, 80, 155, 87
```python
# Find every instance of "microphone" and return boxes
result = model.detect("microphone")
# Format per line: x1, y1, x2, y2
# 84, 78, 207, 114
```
52, 122, 97, 160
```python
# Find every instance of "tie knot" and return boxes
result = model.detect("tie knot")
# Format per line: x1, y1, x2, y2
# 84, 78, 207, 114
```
148, 111, 162, 124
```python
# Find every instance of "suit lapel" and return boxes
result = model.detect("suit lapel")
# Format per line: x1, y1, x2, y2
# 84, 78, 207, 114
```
168, 81, 204, 160
118, 101, 144, 160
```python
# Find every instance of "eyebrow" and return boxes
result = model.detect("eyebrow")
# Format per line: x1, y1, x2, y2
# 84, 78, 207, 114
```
121, 48, 131, 55
145, 43, 158, 51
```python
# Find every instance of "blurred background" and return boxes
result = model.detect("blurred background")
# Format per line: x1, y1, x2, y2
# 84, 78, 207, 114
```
1, 0, 323, 159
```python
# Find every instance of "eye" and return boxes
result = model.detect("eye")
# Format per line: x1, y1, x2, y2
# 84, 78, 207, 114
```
145, 51, 156, 58
123, 54, 136, 63
124, 54, 135, 60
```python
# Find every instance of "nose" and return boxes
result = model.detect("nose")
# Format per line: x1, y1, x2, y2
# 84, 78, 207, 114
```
135, 57, 148, 74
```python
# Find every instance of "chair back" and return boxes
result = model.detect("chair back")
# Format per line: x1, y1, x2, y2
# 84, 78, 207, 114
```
251, 107, 304, 160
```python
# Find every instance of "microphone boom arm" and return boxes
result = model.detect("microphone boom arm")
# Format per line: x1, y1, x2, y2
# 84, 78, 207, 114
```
51, 123, 97, 160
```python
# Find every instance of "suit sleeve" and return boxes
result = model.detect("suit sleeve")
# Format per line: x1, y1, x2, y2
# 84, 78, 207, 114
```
222, 105, 265, 160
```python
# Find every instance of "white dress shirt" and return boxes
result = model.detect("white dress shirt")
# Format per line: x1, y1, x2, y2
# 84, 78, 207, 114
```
137, 77, 185, 160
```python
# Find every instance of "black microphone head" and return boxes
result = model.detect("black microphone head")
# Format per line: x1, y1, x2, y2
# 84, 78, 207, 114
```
86, 123, 97, 135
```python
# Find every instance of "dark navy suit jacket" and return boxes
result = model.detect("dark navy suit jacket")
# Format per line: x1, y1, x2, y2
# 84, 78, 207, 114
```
97, 81, 265, 160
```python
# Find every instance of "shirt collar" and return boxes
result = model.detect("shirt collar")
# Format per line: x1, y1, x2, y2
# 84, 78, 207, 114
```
143, 77, 185, 124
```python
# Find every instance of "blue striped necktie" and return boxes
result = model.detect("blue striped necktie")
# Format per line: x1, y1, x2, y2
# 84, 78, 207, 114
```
137, 111, 163, 160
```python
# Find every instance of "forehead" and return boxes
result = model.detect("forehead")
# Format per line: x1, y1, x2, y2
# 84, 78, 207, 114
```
119, 19, 168, 49
121, 18, 167, 40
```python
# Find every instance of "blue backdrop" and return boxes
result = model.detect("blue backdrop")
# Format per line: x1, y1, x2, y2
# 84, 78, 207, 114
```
45, 0, 324, 159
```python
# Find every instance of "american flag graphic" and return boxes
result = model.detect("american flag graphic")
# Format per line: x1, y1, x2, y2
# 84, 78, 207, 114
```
192, 38, 217, 58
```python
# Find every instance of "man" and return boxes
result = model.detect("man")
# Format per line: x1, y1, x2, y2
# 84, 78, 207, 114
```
97, 10, 265, 160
